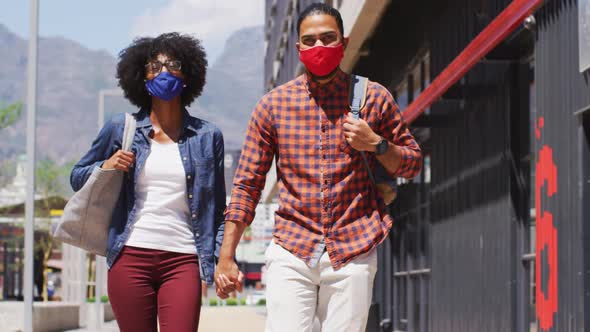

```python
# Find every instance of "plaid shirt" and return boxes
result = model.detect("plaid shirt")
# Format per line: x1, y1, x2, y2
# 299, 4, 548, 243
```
225, 70, 422, 269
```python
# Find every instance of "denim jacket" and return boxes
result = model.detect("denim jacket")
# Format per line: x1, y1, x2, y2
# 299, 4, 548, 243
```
70, 109, 226, 284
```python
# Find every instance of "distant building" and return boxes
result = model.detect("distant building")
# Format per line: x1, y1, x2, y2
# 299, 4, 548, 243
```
0, 155, 39, 207
223, 150, 242, 195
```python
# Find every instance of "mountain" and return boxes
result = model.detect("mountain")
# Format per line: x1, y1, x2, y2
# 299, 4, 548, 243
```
196, 25, 264, 148
0, 24, 264, 168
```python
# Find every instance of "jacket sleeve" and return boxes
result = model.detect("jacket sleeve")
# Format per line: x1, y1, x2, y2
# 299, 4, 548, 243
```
213, 128, 227, 258
69, 119, 118, 192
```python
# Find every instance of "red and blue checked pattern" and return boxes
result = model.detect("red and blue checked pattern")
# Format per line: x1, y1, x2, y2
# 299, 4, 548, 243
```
225, 70, 422, 269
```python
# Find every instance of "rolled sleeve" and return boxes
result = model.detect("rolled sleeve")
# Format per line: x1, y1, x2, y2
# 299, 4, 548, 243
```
224, 204, 256, 226
375, 84, 423, 179
213, 128, 227, 256
392, 143, 422, 178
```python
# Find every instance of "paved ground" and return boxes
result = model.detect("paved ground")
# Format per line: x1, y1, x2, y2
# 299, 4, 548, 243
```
66, 306, 267, 332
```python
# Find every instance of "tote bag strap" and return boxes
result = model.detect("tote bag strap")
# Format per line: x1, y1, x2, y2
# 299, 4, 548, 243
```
121, 113, 136, 152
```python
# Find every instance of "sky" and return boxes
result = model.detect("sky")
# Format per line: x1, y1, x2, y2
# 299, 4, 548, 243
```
1, 0, 265, 63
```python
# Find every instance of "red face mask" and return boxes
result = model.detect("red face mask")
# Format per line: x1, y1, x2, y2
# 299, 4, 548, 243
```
299, 44, 344, 77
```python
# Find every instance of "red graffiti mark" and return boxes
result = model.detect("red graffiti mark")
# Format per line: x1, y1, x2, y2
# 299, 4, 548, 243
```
535, 116, 544, 140
535, 143, 558, 331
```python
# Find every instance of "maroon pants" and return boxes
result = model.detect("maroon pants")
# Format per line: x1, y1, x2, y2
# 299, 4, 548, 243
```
108, 246, 202, 332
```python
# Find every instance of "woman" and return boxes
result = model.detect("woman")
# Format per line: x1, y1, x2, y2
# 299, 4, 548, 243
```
70, 33, 226, 331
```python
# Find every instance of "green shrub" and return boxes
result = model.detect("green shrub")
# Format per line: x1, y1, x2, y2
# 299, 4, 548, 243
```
209, 298, 218, 306
100, 295, 109, 303
86, 297, 95, 303
226, 298, 238, 306
256, 298, 266, 306
240, 298, 247, 305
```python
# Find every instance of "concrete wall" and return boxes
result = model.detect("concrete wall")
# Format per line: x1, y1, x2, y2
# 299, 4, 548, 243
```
0, 301, 114, 332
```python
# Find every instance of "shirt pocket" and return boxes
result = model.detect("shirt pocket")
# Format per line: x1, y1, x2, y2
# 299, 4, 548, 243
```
194, 157, 215, 188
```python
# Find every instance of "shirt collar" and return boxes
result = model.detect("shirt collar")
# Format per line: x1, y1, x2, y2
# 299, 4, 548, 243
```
302, 69, 349, 96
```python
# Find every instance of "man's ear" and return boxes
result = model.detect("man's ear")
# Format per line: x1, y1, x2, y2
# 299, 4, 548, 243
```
296, 42, 301, 51
343, 37, 350, 51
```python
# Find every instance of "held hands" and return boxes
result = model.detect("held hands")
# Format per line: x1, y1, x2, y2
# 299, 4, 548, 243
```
214, 258, 244, 299
102, 150, 135, 172
343, 113, 381, 152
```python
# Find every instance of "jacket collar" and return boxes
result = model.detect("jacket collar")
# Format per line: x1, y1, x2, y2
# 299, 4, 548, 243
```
135, 108, 198, 134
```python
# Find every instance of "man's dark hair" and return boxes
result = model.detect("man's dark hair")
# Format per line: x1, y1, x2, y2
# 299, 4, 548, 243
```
297, 3, 344, 37
116, 32, 207, 109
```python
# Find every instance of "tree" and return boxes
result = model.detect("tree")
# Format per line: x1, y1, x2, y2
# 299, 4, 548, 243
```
36, 158, 64, 209
0, 102, 23, 130
34, 158, 73, 301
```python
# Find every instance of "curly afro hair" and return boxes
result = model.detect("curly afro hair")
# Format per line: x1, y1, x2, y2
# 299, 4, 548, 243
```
116, 32, 207, 109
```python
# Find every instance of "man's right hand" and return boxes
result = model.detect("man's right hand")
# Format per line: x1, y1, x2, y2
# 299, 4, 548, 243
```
215, 257, 244, 299
102, 150, 135, 172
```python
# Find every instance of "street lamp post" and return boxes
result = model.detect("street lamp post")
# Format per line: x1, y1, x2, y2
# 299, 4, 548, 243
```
24, 1, 39, 331
93, 88, 123, 329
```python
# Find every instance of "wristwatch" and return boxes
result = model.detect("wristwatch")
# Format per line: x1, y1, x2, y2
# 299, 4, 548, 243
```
375, 137, 389, 155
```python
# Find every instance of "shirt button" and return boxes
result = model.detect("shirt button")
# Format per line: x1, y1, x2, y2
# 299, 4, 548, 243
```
192, 213, 197, 219
323, 155, 326, 159
187, 175, 191, 179
179, 139, 183, 143
189, 194, 193, 198
183, 157, 187, 161
324, 180, 328, 184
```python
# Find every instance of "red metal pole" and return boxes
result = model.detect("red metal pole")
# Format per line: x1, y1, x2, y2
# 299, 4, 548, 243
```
404, 0, 545, 124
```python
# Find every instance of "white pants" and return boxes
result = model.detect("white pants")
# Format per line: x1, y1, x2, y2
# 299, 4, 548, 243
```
264, 240, 378, 332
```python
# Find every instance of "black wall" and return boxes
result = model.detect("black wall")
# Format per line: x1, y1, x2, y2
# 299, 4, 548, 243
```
359, 0, 537, 331
535, 0, 590, 330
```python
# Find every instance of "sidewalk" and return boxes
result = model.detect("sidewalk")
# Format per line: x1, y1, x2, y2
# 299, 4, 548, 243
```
65, 306, 267, 332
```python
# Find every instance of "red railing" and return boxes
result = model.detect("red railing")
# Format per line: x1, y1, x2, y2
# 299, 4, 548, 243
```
404, 0, 545, 124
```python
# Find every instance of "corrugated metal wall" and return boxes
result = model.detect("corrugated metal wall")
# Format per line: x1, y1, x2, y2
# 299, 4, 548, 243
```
428, 0, 521, 329
535, 0, 590, 330
360, 0, 535, 330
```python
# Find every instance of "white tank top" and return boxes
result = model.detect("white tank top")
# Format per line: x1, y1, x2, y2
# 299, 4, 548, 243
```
126, 139, 197, 254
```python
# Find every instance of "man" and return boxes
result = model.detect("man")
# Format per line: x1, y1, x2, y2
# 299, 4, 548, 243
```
216, 3, 422, 331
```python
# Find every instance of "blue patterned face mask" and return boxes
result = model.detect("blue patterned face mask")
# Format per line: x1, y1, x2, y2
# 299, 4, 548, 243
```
145, 72, 184, 101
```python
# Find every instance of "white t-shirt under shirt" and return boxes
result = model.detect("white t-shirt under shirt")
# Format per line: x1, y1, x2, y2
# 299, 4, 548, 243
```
126, 139, 197, 255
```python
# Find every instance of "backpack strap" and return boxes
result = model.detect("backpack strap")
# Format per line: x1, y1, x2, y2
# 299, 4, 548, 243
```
349, 74, 369, 120
348, 74, 376, 185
